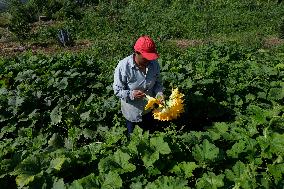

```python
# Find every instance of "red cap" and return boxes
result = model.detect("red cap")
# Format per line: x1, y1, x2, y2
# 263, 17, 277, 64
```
134, 36, 159, 60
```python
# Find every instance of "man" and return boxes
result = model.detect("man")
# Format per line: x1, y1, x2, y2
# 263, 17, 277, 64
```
113, 35, 164, 136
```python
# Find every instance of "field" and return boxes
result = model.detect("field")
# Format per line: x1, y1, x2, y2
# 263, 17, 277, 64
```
1, 0, 284, 188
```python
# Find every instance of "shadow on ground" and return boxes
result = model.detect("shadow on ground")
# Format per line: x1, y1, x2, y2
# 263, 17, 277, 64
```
157, 92, 235, 132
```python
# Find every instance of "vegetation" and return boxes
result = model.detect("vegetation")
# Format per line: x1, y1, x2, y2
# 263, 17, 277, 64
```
0, 0, 284, 188
1, 0, 284, 47
1, 41, 284, 188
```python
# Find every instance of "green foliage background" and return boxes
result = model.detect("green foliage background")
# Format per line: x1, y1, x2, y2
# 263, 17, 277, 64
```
4, 0, 284, 46
1, 43, 284, 188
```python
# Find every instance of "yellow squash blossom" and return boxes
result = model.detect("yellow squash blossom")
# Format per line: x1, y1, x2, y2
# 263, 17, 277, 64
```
145, 95, 160, 110
144, 88, 185, 121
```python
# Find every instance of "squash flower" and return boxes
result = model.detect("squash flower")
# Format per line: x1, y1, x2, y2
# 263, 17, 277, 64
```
144, 88, 185, 121
145, 95, 160, 110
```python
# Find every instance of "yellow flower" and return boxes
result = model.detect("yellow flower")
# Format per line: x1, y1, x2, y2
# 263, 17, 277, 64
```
151, 88, 185, 121
169, 88, 184, 100
145, 95, 160, 110
153, 108, 171, 121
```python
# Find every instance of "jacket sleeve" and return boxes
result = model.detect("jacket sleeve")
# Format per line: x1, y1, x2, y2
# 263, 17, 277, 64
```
153, 62, 164, 95
113, 63, 134, 102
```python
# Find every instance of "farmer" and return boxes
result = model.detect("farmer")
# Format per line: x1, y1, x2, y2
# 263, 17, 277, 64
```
113, 35, 164, 136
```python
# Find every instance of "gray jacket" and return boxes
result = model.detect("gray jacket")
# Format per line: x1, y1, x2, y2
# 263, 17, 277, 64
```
113, 54, 163, 122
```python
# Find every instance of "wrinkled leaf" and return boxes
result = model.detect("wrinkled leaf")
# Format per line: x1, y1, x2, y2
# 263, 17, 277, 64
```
192, 139, 219, 164
196, 172, 224, 189
50, 106, 62, 125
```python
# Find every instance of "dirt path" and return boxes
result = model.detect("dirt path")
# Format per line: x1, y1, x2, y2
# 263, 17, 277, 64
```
0, 39, 93, 57
1, 37, 284, 57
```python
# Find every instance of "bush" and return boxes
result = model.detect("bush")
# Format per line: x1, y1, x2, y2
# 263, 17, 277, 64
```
0, 12, 11, 27
8, 0, 32, 44
51, 0, 83, 20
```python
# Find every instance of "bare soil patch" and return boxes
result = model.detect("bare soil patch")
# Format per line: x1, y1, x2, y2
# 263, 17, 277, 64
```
0, 39, 93, 57
169, 39, 205, 49
170, 37, 284, 49
1, 37, 284, 57
262, 37, 284, 48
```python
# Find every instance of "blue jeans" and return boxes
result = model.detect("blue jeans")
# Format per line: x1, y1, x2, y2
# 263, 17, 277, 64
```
126, 113, 157, 136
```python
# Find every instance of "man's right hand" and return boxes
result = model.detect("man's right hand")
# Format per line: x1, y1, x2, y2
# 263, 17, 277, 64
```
132, 90, 145, 99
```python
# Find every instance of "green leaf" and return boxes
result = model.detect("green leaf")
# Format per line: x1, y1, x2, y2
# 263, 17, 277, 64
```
98, 150, 136, 174
69, 173, 99, 189
225, 161, 257, 188
257, 91, 266, 99
0, 125, 16, 139
270, 133, 284, 155
15, 96, 25, 107
196, 172, 224, 189
268, 87, 284, 101
113, 150, 136, 173
276, 63, 284, 70
147, 166, 161, 176
52, 178, 66, 189
268, 163, 284, 183
269, 116, 284, 130
131, 126, 149, 141
225, 161, 246, 182
192, 139, 219, 164
226, 140, 246, 158
49, 157, 66, 171
260, 172, 271, 188
69, 181, 84, 189
246, 105, 267, 125
209, 122, 229, 141
55, 77, 68, 90
82, 128, 97, 140
130, 181, 143, 189
80, 110, 91, 121
16, 174, 35, 188
88, 142, 103, 161
245, 93, 256, 103
12, 156, 43, 188
68, 127, 82, 141
50, 106, 62, 125
127, 126, 149, 155
258, 131, 284, 157
234, 95, 243, 106
101, 171, 122, 189
0, 159, 14, 178
146, 176, 188, 189
150, 136, 171, 155
14, 70, 34, 82
142, 150, 159, 168
170, 161, 198, 178
48, 133, 64, 148
104, 125, 126, 145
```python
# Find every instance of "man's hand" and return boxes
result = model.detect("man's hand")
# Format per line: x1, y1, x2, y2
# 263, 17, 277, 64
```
156, 92, 165, 105
132, 90, 145, 99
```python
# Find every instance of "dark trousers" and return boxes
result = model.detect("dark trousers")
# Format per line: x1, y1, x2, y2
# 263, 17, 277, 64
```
126, 113, 157, 136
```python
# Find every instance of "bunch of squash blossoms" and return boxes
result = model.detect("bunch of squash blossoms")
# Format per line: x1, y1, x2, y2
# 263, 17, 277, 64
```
145, 88, 185, 121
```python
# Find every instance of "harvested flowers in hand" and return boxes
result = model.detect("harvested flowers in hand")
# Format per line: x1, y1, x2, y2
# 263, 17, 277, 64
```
145, 88, 185, 121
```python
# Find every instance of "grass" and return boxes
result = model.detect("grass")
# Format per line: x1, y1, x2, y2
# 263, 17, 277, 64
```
0, 12, 10, 27
1, 0, 284, 56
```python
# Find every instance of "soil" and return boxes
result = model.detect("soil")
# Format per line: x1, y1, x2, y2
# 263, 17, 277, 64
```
1, 37, 284, 57
0, 39, 93, 57
170, 37, 284, 49
262, 37, 284, 48
169, 39, 205, 49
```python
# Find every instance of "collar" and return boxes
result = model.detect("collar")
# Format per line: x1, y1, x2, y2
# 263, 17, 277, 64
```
129, 54, 137, 69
